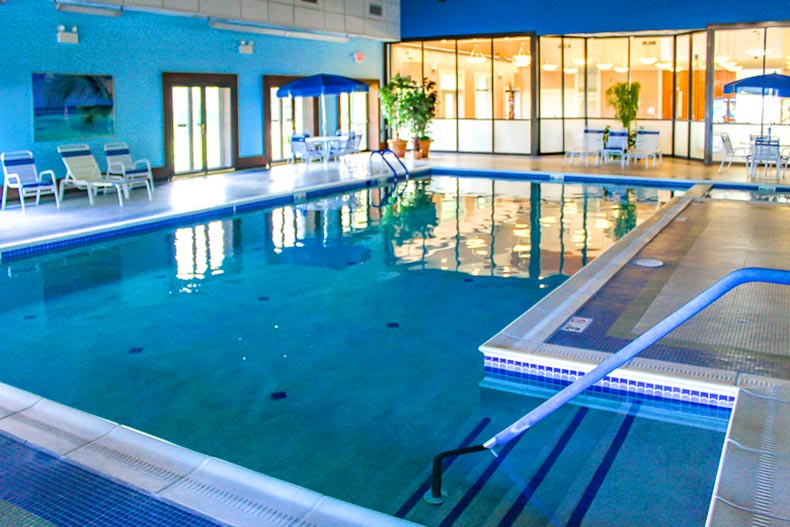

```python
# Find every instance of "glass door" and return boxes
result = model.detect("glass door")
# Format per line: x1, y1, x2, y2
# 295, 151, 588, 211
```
269, 89, 308, 163
163, 73, 237, 177
339, 91, 370, 150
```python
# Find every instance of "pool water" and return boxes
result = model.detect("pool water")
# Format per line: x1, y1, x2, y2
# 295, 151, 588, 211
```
0, 176, 723, 525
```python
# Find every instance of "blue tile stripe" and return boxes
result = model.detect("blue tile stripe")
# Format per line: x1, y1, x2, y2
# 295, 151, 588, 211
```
565, 402, 641, 527
0, 433, 227, 527
394, 417, 492, 519
437, 423, 528, 527
498, 406, 589, 527
484, 355, 735, 409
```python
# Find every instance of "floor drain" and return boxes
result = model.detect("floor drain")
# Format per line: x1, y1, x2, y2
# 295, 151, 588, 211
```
633, 258, 664, 268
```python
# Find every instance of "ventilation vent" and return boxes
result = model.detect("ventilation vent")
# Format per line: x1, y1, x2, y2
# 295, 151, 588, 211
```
302, 0, 318, 4
369, 3, 383, 16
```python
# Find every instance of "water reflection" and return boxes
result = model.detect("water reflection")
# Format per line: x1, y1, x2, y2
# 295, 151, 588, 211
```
248, 177, 671, 284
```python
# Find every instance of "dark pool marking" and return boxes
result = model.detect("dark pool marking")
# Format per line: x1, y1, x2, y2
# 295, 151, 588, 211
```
565, 401, 641, 527
258, 296, 270, 301
270, 391, 287, 400
155, 275, 166, 279
464, 278, 474, 282
394, 416, 493, 519
128, 347, 144, 354
387, 322, 400, 328
498, 407, 589, 527
24, 315, 37, 320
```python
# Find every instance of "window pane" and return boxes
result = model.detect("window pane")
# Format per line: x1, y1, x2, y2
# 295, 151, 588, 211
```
630, 36, 674, 120
675, 35, 690, 120
493, 37, 532, 120
458, 38, 491, 119
563, 38, 584, 118
540, 37, 562, 118
690, 31, 707, 121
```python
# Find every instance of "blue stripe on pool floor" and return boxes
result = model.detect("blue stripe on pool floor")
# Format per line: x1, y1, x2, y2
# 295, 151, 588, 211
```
498, 407, 589, 527
565, 402, 641, 527
0, 433, 226, 527
394, 416, 492, 519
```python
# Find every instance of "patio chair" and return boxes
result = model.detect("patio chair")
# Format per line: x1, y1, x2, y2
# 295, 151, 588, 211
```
57, 144, 130, 206
328, 132, 359, 162
626, 130, 662, 169
563, 129, 604, 167
103, 142, 155, 193
718, 132, 750, 173
749, 138, 787, 179
1, 150, 60, 212
290, 135, 323, 168
600, 130, 629, 167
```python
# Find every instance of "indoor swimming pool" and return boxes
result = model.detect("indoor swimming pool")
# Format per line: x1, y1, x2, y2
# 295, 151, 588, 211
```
0, 176, 726, 526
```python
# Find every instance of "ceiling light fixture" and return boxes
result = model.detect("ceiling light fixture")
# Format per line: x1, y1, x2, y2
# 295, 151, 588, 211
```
596, 61, 613, 71
639, 41, 658, 65
54, 0, 122, 17
467, 44, 486, 64
562, 66, 579, 74
512, 42, 531, 67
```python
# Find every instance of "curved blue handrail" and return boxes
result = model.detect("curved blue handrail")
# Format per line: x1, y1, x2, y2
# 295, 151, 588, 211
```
370, 149, 409, 180
427, 267, 790, 503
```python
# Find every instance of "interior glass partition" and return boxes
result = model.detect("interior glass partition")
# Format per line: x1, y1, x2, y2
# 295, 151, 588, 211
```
540, 37, 564, 152
457, 38, 493, 152
673, 35, 691, 157
424, 39, 458, 151
493, 36, 532, 154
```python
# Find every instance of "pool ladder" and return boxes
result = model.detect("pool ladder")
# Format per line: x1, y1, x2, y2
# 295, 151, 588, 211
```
426, 267, 790, 504
370, 149, 410, 180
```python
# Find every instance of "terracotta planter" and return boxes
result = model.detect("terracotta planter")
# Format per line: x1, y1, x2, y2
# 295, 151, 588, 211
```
387, 139, 408, 158
419, 139, 432, 159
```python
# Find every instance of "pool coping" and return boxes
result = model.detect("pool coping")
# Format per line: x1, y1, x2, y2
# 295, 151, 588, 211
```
2, 166, 790, 525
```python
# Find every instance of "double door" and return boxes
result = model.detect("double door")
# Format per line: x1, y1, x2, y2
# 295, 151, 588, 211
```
164, 73, 238, 176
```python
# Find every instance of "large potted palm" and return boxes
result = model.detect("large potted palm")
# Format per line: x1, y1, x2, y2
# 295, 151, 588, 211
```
379, 73, 417, 158
605, 81, 641, 147
403, 78, 438, 159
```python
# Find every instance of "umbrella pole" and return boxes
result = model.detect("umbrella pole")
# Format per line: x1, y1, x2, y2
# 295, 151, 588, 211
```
321, 95, 328, 136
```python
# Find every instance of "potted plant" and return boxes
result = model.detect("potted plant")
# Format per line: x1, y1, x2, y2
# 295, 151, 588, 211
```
379, 73, 417, 158
605, 81, 641, 147
404, 78, 438, 159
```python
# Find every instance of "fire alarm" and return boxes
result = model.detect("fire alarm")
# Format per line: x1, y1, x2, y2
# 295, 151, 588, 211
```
353, 52, 365, 63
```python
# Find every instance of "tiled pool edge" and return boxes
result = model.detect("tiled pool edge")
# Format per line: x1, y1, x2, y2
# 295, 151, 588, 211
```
0, 382, 422, 527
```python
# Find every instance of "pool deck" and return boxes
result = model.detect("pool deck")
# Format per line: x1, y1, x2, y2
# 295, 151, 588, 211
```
1, 153, 789, 526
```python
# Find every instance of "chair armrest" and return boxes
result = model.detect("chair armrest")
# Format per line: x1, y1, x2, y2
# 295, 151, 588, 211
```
134, 159, 151, 171
38, 170, 57, 184
107, 161, 127, 176
5, 173, 21, 187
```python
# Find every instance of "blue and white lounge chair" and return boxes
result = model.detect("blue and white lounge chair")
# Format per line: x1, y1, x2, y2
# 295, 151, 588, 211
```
103, 142, 155, 193
57, 144, 130, 206
564, 129, 605, 166
626, 130, 662, 169
600, 130, 629, 167
1, 150, 60, 212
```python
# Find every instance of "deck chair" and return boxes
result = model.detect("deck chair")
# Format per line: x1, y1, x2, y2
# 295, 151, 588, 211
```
290, 135, 323, 168
626, 130, 662, 169
57, 144, 131, 206
749, 138, 787, 179
1, 150, 60, 212
103, 142, 155, 193
718, 132, 750, 173
600, 130, 629, 167
563, 129, 604, 166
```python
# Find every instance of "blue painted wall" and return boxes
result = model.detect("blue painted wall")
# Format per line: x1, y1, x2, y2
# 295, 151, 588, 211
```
401, 0, 790, 39
0, 2, 383, 175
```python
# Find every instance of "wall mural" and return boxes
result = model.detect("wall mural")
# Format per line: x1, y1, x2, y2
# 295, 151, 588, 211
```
32, 73, 114, 142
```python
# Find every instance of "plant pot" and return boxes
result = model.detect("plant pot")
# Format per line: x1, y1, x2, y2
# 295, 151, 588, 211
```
419, 139, 432, 159
387, 139, 408, 158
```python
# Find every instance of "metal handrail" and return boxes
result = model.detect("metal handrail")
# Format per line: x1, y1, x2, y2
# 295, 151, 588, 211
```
426, 267, 790, 503
370, 148, 409, 180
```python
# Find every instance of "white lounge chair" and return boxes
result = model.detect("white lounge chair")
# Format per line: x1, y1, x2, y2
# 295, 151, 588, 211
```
290, 135, 323, 169
1, 150, 60, 212
750, 138, 788, 179
564, 129, 604, 166
104, 142, 155, 193
600, 130, 629, 167
718, 132, 750, 173
57, 144, 131, 206
627, 130, 662, 169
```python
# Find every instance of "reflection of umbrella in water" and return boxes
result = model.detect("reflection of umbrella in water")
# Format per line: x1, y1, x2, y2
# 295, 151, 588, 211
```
276, 74, 369, 136
723, 73, 790, 136
276, 239, 370, 270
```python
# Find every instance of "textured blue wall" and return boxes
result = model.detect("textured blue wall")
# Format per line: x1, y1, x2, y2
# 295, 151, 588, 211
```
401, 0, 790, 39
0, 2, 383, 174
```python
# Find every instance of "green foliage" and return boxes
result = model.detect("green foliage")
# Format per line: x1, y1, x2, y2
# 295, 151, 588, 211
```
605, 82, 641, 132
403, 78, 438, 140
379, 73, 417, 140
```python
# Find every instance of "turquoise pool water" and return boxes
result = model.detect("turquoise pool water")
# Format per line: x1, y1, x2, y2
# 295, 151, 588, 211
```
0, 176, 724, 525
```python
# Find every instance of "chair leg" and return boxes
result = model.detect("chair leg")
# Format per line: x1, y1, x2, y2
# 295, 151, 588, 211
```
19, 190, 26, 213
144, 181, 153, 201
1, 185, 6, 211
116, 186, 124, 207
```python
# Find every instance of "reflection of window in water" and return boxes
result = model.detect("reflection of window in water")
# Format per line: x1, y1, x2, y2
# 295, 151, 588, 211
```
174, 221, 227, 280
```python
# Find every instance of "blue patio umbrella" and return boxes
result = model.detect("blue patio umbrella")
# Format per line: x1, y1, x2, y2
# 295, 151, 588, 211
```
277, 74, 369, 136
723, 73, 790, 135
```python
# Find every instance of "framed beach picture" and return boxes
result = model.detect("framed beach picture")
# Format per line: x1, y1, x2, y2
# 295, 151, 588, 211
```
32, 73, 115, 142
